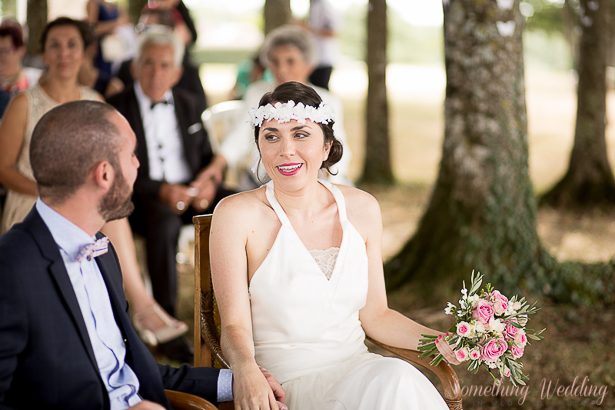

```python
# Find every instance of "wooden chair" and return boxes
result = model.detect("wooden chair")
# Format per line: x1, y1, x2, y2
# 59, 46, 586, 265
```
165, 389, 218, 410
193, 214, 463, 410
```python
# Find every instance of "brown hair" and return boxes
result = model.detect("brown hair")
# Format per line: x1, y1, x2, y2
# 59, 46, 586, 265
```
30, 101, 121, 203
39, 17, 91, 53
0, 20, 24, 49
254, 81, 343, 173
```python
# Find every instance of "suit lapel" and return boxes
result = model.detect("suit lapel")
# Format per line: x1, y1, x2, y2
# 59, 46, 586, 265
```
95, 246, 133, 339
24, 210, 100, 372
173, 90, 194, 170
126, 88, 150, 177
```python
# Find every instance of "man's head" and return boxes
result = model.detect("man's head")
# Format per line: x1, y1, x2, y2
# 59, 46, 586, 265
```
131, 31, 183, 102
0, 20, 26, 78
30, 101, 139, 221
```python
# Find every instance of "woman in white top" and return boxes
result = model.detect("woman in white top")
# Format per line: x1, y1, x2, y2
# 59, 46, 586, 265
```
210, 81, 459, 410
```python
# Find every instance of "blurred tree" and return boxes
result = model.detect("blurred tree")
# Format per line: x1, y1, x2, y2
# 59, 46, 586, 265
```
264, 0, 291, 35
2, 0, 17, 17
540, 0, 615, 209
361, 0, 393, 184
26, 0, 47, 57
385, 0, 553, 295
129, 0, 148, 24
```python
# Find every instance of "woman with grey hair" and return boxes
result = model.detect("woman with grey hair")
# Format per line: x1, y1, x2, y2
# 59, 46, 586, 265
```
203, 24, 352, 191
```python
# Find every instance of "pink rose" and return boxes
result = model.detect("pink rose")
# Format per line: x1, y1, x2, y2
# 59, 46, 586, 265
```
501, 367, 511, 378
469, 349, 481, 361
456, 321, 472, 337
455, 347, 469, 362
510, 344, 524, 359
504, 320, 520, 339
515, 332, 527, 347
491, 290, 508, 304
491, 290, 509, 315
472, 300, 495, 325
480, 337, 507, 362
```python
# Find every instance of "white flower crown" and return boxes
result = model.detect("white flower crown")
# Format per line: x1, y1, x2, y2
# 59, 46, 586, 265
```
249, 100, 335, 128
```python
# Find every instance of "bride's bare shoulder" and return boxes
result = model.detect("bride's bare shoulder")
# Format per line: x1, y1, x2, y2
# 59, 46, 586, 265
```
212, 187, 272, 225
334, 184, 381, 218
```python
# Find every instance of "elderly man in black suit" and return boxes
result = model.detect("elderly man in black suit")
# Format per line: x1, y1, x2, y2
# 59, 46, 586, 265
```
107, 31, 231, 361
0, 101, 285, 410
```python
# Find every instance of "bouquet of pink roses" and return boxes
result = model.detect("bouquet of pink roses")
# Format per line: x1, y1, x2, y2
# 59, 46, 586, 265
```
418, 271, 544, 386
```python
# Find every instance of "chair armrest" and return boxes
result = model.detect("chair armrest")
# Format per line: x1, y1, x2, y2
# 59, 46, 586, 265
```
366, 337, 463, 409
164, 390, 218, 410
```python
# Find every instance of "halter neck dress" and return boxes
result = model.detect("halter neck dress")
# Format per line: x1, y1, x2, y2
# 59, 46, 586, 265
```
249, 180, 448, 409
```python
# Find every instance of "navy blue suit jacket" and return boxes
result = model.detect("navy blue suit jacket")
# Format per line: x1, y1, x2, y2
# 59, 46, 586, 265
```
0, 208, 220, 410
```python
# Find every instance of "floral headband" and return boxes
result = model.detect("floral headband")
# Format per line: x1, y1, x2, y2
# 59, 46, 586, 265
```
249, 100, 335, 128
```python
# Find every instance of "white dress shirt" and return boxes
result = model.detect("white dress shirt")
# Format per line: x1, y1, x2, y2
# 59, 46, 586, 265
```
134, 82, 192, 184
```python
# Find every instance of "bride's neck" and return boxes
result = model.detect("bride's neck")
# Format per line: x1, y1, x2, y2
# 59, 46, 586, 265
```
274, 181, 327, 219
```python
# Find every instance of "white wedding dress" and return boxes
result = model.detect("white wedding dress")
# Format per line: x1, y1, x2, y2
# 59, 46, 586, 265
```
249, 180, 449, 409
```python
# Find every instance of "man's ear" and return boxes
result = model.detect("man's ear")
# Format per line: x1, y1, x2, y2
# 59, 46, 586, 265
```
171, 65, 183, 87
92, 160, 115, 191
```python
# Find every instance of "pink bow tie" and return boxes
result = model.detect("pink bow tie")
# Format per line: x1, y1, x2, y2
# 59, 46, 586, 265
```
76, 237, 109, 262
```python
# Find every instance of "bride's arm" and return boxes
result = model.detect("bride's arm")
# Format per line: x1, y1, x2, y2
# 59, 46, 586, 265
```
210, 196, 285, 410
351, 190, 459, 364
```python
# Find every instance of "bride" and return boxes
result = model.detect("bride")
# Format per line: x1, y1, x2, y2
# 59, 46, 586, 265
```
210, 81, 459, 409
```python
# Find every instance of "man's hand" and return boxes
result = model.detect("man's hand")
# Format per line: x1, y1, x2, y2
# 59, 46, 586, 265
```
260, 367, 287, 409
128, 400, 166, 409
197, 154, 227, 186
159, 183, 195, 215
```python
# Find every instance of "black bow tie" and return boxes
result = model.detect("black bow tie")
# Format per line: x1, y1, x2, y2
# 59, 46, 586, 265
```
150, 99, 171, 110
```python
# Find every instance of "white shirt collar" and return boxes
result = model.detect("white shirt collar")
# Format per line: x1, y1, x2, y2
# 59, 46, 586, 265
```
36, 198, 98, 261
134, 82, 174, 112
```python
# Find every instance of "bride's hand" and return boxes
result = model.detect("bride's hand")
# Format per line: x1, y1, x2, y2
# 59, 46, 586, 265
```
233, 363, 286, 410
435, 332, 461, 365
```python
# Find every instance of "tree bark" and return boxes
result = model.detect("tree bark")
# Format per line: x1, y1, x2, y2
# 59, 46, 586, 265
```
385, 0, 553, 296
25, 0, 47, 57
361, 0, 394, 185
263, 0, 292, 36
540, 0, 615, 210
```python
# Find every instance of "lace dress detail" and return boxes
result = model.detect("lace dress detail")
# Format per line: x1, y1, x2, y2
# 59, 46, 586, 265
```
308, 247, 340, 280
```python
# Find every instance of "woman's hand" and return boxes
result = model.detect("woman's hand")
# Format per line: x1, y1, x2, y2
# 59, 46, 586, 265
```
435, 332, 461, 366
233, 363, 286, 410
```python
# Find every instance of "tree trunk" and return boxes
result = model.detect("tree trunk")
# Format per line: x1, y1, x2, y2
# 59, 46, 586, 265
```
540, 0, 615, 209
129, 0, 149, 24
263, 0, 291, 36
385, 0, 553, 296
25, 0, 47, 57
360, 0, 394, 185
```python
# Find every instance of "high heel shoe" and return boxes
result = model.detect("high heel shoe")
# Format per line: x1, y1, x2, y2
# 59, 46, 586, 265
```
132, 304, 188, 346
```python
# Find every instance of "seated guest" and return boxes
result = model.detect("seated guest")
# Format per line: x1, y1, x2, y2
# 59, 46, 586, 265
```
78, 21, 124, 98
207, 24, 352, 190
0, 100, 285, 409
0, 20, 42, 118
107, 31, 233, 350
115, 7, 206, 113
